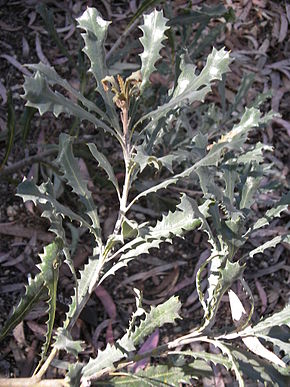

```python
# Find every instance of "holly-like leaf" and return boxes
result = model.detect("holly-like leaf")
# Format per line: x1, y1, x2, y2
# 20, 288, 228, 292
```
171, 350, 231, 370
229, 290, 287, 369
63, 246, 101, 330
239, 304, 290, 355
17, 179, 90, 230
131, 296, 181, 345
0, 272, 45, 342
198, 247, 245, 331
0, 241, 62, 365
115, 195, 206, 267
37, 241, 62, 364
139, 9, 169, 91
249, 234, 290, 258
252, 191, 290, 231
26, 62, 109, 121
41, 201, 77, 294
54, 328, 84, 357
56, 134, 102, 245
232, 347, 290, 386
77, 7, 119, 128
23, 73, 115, 136
237, 142, 272, 164
247, 304, 290, 334
133, 47, 231, 149
81, 335, 135, 379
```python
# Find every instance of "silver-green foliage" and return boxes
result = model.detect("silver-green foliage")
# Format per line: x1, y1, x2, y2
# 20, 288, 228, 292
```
1, 6, 289, 387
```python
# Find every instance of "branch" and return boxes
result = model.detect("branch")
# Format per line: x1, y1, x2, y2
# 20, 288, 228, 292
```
0, 149, 58, 177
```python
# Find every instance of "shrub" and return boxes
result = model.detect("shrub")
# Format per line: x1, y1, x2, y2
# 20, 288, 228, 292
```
0, 6, 289, 387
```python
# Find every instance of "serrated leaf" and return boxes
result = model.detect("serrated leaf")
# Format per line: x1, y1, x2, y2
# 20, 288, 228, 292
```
246, 304, 290, 334
27, 62, 109, 121
63, 247, 101, 330
252, 192, 290, 231
229, 290, 286, 368
232, 347, 290, 386
81, 335, 135, 379
126, 162, 200, 211
139, 9, 169, 91
131, 296, 181, 345
37, 241, 62, 363
171, 350, 231, 370
134, 145, 161, 173
0, 272, 45, 342
237, 142, 272, 164
88, 142, 120, 199
41, 201, 77, 291
149, 194, 202, 238
56, 134, 102, 244
115, 195, 205, 267
54, 328, 84, 357
249, 234, 290, 258
140, 48, 230, 136
129, 107, 271, 211
17, 179, 91, 230
241, 304, 290, 355
108, 365, 191, 386
199, 245, 245, 331
133, 47, 231, 150
23, 73, 115, 137
76, 7, 119, 129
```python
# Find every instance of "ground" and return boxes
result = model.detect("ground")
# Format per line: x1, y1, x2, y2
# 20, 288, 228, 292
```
0, 0, 289, 385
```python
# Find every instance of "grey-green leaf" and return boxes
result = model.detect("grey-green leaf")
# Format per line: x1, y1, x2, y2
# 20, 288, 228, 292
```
37, 241, 62, 363
23, 72, 115, 136
77, 7, 119, 128
249, 234, 290, 258
81, 335, 135, 379
17, 179, 90, 230
54, 328, 84, 357
26, 62, 109, 121
139, 9, 169, 91
63, 247, 101, 330
108, 365, 191, 386
0, 272, 45, 342
57, 134, 102, 244
252, 192, 290, 231
131, 296, 181, 345
88, 142, 120, 199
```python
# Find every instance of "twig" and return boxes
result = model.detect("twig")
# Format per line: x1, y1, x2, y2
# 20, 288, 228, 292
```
106, 18, 140, 61
0, 377, 67, 386
0, 149, 58, 177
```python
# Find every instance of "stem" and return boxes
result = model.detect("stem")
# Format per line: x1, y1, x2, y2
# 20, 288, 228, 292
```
33, 349, 58, 378
34, 103, 133, 379
113, 104, 132, 235
0, 378, 67, 387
